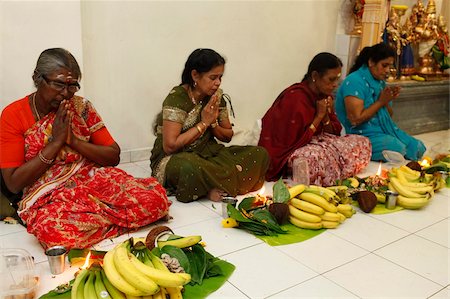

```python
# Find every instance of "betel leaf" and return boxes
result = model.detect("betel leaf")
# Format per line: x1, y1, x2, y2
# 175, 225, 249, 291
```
238, 196, 266, 211
227, 204, 253, 223
251, 210, 286, 234
160, 245, 191, 274
273, 178, 290, 203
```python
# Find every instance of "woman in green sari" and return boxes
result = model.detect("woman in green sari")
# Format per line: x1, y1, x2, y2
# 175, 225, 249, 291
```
150, 49, 269, 203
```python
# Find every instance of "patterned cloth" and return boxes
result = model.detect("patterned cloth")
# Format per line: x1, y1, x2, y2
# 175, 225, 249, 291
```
150, 86, 269, 202
259, 81, 371, 184
1, 95, 170, 249
335, 65, 426, 161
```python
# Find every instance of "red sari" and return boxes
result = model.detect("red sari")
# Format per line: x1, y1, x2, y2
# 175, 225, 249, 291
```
258, 82, 370, 185
1, 95, 170, 249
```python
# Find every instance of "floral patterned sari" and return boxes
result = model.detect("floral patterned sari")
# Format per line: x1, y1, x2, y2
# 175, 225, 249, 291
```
19, 96, 170, 249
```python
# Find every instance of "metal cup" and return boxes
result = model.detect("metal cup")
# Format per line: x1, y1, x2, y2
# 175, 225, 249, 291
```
45, 246, 67, 275
385, 190, 398, 210
221, 197, 238, 218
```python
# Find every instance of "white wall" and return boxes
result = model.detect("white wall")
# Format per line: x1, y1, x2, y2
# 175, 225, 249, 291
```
1, 0, 341, 154
0, 0, 83, 108
79, 0, 340, 151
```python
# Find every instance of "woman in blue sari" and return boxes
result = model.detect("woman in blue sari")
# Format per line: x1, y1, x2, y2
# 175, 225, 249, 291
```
335, 43, 426, 161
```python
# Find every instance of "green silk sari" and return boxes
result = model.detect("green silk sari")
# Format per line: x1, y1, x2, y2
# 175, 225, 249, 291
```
150, 86, 269, 202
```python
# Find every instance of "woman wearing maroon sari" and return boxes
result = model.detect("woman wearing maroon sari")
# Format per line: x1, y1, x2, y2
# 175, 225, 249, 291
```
258, 53, 371, 186
0, 48, 170, 249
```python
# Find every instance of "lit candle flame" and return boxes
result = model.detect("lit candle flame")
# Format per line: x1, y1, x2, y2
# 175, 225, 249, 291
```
419, 159, 430, 167
376, 162, 383, 176
258, 185, 265, 195
80, 251, 91, 269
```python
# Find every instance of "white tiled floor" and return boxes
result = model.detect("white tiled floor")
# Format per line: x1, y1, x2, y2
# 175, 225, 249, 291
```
1, 130, 449, 298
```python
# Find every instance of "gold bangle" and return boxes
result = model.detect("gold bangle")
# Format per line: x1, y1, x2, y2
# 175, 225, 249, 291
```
309, 123, 316, 133
196, 124, 203, 134
323, 119, 331, 126
201, 121, 208, 128
38, 150, 54, 165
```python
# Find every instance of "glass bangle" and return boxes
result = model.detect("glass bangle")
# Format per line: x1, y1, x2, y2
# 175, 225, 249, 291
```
38, 150, 54, 165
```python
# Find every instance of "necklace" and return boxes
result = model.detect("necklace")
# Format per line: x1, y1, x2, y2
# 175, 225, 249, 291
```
32, 93, 41, 121
188, 86, 201, 105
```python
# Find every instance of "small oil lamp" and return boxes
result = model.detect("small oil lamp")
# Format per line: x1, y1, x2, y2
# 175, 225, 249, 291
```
419, 158, 431, 168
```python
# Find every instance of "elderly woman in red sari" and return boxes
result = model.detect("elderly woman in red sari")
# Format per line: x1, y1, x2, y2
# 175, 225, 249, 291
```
259, 53, 371, 186
0, 48, 170, 249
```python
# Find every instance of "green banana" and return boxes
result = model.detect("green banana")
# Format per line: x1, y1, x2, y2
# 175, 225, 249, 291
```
114, 245, 160, 295
103, 248, 148, 297
94, 270, 112, 299
71, 268, 89, 299
84, 271, 97, 299
100, 270, 126, 299
157, 235, 202, 249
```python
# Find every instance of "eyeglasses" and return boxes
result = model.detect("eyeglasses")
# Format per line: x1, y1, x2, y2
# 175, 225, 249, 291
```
42, 75, 80, 93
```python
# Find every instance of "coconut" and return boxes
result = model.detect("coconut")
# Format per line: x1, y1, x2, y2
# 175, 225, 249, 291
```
356, 191, 377, 213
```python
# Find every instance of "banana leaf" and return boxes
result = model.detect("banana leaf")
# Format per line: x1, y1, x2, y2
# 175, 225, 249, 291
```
256, 224, 325, 246
183, 259, 235, 299
38, 280, 73, 299
273, 178, 290, 203
160, 245, 191, 274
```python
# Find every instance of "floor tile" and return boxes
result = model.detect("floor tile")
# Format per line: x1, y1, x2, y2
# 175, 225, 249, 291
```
268, 275, 359, 298
207, 281, 248, 299
165, 197, 220, 229
0, 222, 26, 236
224, 243, 318, 298
415, 218, 449, 248
423, 191, 450, 218
133, 160, 151, 170
429, 287, 450, 299
163, 218, 263, 257
0, 230, 46, 263
324, 253, 442, 298
374, 234, 449, 286
277, 231, 369, 274
367, 205, 446, 233
327, 212, 409, 251
116, 163, 151, 178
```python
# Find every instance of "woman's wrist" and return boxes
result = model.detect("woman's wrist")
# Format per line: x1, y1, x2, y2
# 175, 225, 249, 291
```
210, 120, 219, 128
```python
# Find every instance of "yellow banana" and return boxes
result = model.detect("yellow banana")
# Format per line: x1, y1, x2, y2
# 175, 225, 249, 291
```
128, 251, 190, 287
125, 295, 142, 299
148, 252, 191, 282
84, 271, 97, 299
299, 192, 338, 213
94, 270, 112, 299
165, 286, 183, 299
157, 235, 202, 249
289, 216, 323, 230
397, 194, 429, 209
142, 296, 154, 299
336, 204, 353, 213
337, 212, 346, 223
288, 184, 306, 199
326, 185, 348, 193
152, 287, 167, 299
339, 208, 354, 218
348, 177, 359, 188
114, 245, 160, 295
288, 204, 322, 223
374, 192, 386, 203
103, 248, 150, 297
71, 268, 89, 299
320, 211, 341, 222
322, 220, 340, 229
100, 270, 126, 299
396, 170, 427, 187
389, 177, 424, 198
399, 165, 421, 179
290, 197, 325, 215
304, 186, 337, 202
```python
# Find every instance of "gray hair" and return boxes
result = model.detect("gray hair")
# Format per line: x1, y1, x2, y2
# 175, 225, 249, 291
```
33, 48, 82, 88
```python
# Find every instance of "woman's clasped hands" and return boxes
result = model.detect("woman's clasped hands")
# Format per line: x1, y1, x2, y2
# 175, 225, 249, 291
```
201, 93, 220, 127
52, 100, 75, 146
379, 85, 401, 105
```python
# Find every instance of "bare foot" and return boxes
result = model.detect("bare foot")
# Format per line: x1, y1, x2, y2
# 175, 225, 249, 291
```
207, 188, 227, 202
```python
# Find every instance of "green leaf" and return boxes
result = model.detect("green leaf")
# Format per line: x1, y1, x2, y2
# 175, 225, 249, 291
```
237, 196, 265, 211
160, 245, 191, 274
251, 210, 286, 234
273, 178, 290, 203
227, 204, 253, 223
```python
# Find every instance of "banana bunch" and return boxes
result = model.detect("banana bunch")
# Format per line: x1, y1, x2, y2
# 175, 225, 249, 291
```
99, 241, 190, 299
287, 185, 355, 230
387, 165, 437, 209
